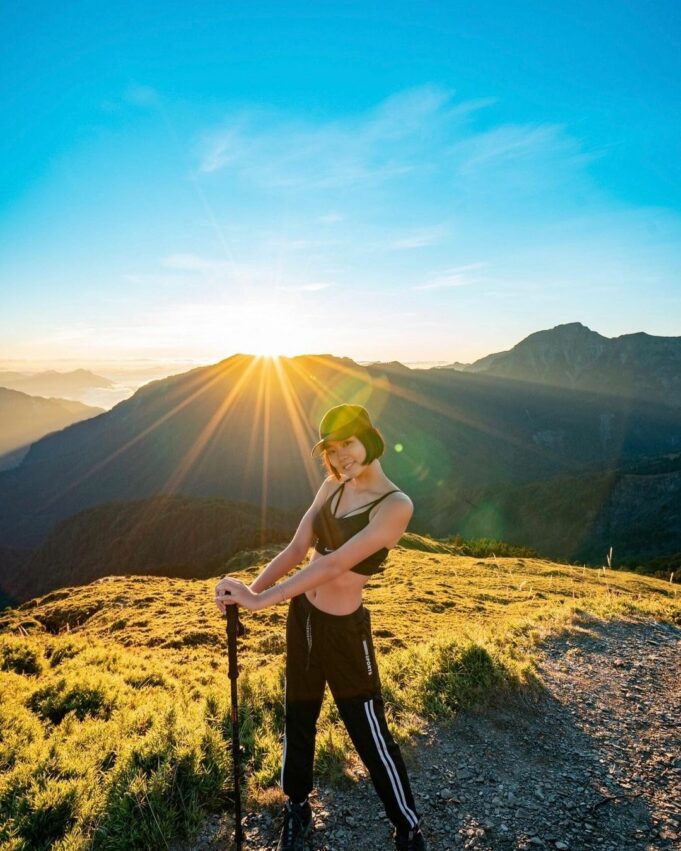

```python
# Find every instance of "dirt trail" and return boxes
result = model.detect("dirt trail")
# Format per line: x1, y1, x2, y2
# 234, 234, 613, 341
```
184, 617, 680, 850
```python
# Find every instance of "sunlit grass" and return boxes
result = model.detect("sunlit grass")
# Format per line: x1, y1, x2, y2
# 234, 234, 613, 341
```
0, 539, 678, 849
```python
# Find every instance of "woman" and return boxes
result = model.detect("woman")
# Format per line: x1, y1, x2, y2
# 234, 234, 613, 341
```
215, 404, 427, 851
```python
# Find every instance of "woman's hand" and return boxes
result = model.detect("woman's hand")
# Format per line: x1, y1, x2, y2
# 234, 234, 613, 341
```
214, 576, 267, 612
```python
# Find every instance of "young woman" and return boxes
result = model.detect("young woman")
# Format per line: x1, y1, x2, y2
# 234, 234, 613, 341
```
215, 404, 427, 851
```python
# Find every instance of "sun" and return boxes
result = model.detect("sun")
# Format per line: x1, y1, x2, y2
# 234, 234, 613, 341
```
226, 303, 309, 358
250, 338, 284, 358
244, 326, 290, 358
187, 298, 320, 360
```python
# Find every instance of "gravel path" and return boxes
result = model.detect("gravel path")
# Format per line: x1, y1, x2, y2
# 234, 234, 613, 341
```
183, 617, 680, 850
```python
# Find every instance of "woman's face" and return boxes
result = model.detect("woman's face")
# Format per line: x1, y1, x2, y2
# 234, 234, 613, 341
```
324, 435, 367, 478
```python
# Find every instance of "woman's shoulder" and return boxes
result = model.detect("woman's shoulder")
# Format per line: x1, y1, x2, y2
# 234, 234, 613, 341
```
386, 489, 413, 511
309, 476, 341, 513
369, 487, 413, 532
380, 482, 413, 512
320, 475, 343, 500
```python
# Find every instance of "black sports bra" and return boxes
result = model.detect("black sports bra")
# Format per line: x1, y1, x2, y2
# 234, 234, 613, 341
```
312, 482, 401, 576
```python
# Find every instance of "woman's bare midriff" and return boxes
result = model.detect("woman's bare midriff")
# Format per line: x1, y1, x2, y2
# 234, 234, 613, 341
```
304, 549, 370, 615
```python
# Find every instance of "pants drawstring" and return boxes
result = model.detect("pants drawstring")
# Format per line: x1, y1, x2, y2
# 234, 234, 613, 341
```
305, 612, 312, 670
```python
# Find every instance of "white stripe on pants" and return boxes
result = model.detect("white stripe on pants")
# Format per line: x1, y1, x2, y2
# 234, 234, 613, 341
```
364, 698, 419, 828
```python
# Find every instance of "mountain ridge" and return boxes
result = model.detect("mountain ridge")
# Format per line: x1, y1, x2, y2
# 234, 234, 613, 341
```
1, 342, 680, 552
0, 368, 114, 399
440, 322, 681, 407
0, 387, 104, 462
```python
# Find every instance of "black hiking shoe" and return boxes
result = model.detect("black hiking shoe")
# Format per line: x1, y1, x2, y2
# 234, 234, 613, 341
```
393, 825, 427, 850
276, 799, 312, 850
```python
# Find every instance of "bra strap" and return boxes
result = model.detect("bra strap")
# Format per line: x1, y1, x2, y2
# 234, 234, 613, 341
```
367, 489, 400, 508
330, 482, 346, 517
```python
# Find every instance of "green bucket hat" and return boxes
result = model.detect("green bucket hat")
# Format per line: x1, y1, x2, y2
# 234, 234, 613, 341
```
310, 404, 375, 457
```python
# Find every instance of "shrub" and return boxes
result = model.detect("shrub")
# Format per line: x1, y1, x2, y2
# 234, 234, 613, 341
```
44, 639, 84, 668
419, 641, 506, 714
456, 537, 539, 558
90, 704, 231, 849
16, 779, 79, 850
1, 640, 42, 676
27, 678, 116, 724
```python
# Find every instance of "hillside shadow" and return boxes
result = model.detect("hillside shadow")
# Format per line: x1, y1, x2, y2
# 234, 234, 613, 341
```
425, 695, 656, 850
414, 619, 680, 850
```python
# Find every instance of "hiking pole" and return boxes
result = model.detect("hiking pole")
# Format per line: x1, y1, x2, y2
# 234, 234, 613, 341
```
225, 600, 246, 850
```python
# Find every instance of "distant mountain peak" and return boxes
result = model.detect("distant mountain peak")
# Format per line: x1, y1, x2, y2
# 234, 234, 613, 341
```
515, 322, 606, 347
460, 322, 680, 404
363, 360, 412, 372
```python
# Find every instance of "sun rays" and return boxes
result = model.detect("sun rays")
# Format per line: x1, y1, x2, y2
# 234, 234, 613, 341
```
31, 353, 579, 556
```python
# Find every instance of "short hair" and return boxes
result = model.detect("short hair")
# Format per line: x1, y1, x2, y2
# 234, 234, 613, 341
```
321, 427, 386, 480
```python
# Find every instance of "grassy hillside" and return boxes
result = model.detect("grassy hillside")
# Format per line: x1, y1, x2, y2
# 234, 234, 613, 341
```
1, 539, 679, 850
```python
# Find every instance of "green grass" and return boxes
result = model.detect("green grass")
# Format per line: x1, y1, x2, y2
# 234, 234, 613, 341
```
0, 541, 679, 849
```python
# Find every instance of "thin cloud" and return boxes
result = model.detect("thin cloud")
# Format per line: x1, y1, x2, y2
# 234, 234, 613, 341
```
414, 263, 487, 291
37, 325, 98, 344
455, 123, 591, 173
262, 235, 340, 252
196, 85, 493, 188
129, 255, 333, 295
278, 282, 332, 292
194, 87, 595, 210
450, 123, 599, 202
162, 254, 222, 271
382, 225, 448, 250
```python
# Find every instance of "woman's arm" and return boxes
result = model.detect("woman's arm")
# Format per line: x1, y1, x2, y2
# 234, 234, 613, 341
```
214, 476, 335, 612
217, 493, 413, 611
249, 542, 307, 593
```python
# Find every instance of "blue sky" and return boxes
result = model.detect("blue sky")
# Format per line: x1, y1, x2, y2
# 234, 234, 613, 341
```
1, 0, 680, 369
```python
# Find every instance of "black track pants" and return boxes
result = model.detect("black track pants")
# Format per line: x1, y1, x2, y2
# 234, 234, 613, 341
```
281, 593, 421, 831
